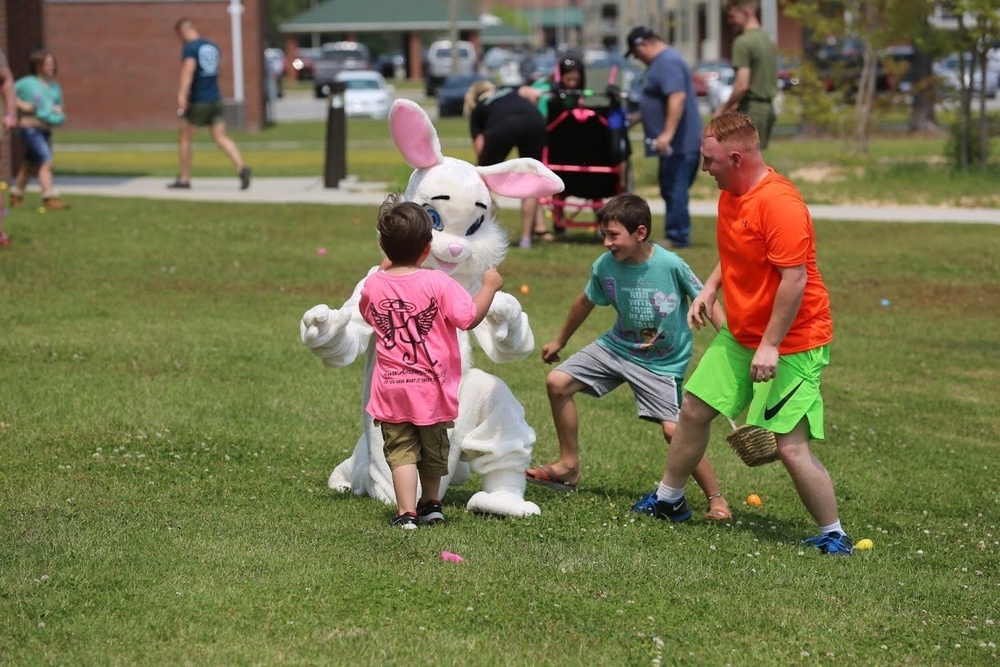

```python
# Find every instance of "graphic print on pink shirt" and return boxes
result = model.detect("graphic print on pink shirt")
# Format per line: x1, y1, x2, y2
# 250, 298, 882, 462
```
369, 296, 441, 367
360, 270, 478, 426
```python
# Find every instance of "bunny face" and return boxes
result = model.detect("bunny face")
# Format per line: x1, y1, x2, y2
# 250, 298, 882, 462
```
404, 156, 507, 291
388, 99, 563, 292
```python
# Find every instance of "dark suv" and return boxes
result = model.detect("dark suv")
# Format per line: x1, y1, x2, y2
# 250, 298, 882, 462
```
313, 41, 372, 98
815, 37, 894, 94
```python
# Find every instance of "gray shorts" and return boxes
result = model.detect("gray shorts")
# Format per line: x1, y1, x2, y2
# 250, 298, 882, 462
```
555, 342, 681, 424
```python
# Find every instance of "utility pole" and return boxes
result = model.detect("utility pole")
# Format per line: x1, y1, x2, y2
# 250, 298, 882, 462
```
450, 0, 460, 74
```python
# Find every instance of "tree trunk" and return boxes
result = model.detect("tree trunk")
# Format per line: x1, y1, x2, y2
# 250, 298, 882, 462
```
976, 43, 988, 168
853, 43, 877, 155
907, 45, 940, 133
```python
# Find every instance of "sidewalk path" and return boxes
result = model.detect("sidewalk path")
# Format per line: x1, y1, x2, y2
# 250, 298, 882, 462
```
54, 175, 1000, 225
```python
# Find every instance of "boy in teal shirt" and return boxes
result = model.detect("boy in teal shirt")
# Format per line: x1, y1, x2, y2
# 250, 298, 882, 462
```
526, 193, 731, 521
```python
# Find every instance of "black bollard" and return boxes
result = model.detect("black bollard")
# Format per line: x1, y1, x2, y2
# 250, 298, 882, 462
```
324, 81, 346, 188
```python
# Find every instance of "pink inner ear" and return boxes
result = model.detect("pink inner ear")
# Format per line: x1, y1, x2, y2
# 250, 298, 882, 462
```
480, 173, 547, 198
479, 168, 565, 199
389, 102, 440, 169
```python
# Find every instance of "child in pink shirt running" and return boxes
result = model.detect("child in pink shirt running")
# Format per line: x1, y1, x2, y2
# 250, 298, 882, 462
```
360, 194, 504, 529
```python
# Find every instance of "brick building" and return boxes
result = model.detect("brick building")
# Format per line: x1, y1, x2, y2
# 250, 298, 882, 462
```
2, 0, 268, 179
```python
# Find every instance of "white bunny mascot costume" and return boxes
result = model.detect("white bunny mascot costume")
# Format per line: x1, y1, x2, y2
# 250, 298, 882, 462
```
301, 99, 564, 517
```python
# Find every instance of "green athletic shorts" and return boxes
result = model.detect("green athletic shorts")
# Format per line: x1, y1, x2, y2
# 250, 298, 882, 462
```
184, 100, 224, 127
685, 326, 829, 439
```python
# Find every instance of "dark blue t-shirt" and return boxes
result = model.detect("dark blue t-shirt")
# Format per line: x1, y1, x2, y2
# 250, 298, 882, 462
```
182, 38, 222, 103
638, 47, 702, 155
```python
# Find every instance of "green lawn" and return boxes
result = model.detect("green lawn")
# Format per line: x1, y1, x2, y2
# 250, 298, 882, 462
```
1, 197, 998, 665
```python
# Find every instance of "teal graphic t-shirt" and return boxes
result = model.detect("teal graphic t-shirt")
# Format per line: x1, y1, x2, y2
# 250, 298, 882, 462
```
584, 244, 704, 377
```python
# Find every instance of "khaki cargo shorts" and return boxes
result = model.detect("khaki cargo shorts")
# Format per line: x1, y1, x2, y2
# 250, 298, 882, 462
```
378, 420, 453, 476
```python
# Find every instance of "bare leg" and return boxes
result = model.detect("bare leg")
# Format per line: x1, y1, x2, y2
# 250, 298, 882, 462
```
14, 162, 32, 194
391, 463, 418, 515
777, 418, 841, 526
661, 418, 730, 515
209, 122, 245, 170
536, 369, 588, 484
534, 206, 546, 233
38, 161, 55, 197
662, 392, 718, 489
532, 205, 555, 238
418, 474, 441, 504
519, 197, 537, 247
178, 120, 195, 182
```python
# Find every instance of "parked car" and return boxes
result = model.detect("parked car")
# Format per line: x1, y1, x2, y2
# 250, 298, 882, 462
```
374, 52, 405, 79
625, 67, 645, 114
776, 54, 800, 91
482, 47, 511, 74
706, 65, 736, 112
314, 41, 372, 98
934, 52, 999, 99
336, 71, 394, 119
424, 40, 477, 96
881, 45, 915, 93
292, 47, 320, 81
815, 37, 893, 94
264, 48, 286, 98
498, 53, 532, 87
437, 73, 491, 117
528, 50, 558, 83
692, 60, 732, 97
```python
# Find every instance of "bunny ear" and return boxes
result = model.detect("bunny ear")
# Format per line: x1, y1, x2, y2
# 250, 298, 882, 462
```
477, 158, 565, 199
388, 99, 443, 169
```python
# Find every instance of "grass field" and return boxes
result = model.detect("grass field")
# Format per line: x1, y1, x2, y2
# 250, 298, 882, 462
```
2, 195, 998, 665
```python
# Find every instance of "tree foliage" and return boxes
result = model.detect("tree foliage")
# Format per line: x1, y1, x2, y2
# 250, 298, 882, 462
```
938, 0, 1000, 169
265, 0, 315, 46
782, 0, 937, 154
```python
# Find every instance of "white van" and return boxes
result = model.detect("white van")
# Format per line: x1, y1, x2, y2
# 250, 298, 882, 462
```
424, 40, 477, 96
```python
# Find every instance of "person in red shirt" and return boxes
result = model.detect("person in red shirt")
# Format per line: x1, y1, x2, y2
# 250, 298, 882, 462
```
632, 112, 852, 556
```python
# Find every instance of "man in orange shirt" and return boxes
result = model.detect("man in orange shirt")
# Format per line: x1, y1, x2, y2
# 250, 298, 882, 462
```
631, 112, 852, 555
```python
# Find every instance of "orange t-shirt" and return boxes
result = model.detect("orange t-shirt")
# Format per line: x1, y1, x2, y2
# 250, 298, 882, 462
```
716, 168, 833, 354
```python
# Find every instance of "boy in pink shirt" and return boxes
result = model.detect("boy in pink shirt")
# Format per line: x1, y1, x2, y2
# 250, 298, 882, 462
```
360, 194, 504, 529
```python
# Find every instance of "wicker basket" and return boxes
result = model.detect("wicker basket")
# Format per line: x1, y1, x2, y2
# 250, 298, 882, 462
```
703, 320, 780, 466
725, 421, 779, 467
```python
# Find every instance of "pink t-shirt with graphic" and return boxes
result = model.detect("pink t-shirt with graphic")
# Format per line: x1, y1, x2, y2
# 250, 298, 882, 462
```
360, 269, 479, 425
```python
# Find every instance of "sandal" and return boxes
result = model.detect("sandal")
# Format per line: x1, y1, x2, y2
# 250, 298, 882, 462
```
525, 464, 578, 492
704, 493, 732, 521
532, 229, 557, 242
